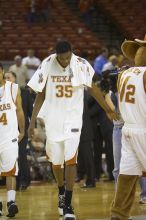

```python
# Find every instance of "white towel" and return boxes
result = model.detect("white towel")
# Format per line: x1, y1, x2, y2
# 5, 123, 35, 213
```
70, 54, 95, 87
27, 53, 94, 92
27, 54, 55, 92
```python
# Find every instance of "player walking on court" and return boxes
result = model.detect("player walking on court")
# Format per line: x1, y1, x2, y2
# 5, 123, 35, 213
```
28, 41, 117, 220
111, 36, 146, 220
0, 63, 25, 217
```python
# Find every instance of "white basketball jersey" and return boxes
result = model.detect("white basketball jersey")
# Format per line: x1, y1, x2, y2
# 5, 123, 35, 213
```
118, 67, 146, 125
42, 59, 85, 141
0, 81, 19, 145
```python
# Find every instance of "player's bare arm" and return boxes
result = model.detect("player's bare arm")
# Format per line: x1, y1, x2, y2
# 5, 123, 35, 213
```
88, 82, 118, 120
105, 93, 115, 112
15, 88, 25, 142
28, 88, 45, 139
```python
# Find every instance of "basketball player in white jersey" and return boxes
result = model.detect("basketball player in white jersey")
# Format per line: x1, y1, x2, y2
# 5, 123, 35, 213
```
28, 41, 117, 220
111, 36, 146, 220
0, 63, 25, 217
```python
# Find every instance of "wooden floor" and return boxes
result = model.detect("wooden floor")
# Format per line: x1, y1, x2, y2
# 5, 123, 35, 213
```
0, 181, 146, 219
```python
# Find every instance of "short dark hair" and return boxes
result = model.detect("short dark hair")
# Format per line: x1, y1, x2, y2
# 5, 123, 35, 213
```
55, 40, 72, 54
0, 63, 4, 70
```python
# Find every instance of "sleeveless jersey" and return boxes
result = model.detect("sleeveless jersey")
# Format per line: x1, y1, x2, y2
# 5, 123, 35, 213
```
118, 67, 146, 125
41, 59, 87, 141
0, 81, 19, 145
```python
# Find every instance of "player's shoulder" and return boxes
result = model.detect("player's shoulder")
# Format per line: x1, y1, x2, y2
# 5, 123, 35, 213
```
43, 53, 56, 62
40, 53, 56, 67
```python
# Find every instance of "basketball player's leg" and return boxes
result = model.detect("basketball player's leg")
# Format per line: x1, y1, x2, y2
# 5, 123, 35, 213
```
111, 129, 141, 219
46, 141, 65, 215
63, 136, 80, 219
0, 140, 19, 217
111, 174, 138, 220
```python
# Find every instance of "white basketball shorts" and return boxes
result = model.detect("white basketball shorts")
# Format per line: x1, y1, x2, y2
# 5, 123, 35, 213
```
120, 124, 146, 176
46, 135, 80, 166
0, 139, 18, 176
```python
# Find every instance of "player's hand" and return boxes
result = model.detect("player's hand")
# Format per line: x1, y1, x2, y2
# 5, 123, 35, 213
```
18, 132, 24, 143
28, 124, 35, 140
106, 111, 120, 121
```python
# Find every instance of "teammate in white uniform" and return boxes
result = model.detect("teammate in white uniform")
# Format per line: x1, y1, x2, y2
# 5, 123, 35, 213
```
0, 63, 25, 218
111, 37, 146, 220
28, 41, 117, 220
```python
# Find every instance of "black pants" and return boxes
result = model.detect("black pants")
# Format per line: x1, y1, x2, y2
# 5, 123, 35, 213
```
77, 140, 95, 184
100, 120, 114, 180
17, 136, 30, 188
92, 120, 114, 181
93, 124, 103, 180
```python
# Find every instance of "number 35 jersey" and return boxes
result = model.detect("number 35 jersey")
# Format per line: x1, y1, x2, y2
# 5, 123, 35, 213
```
0, 81, 19, 146
118, 67, 146, 125
40, 60, 85, 142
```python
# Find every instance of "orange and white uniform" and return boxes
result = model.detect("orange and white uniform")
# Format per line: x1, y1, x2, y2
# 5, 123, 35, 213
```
28, 54, 94, 166
118, 67, 146, 175
0, 81, 19, 175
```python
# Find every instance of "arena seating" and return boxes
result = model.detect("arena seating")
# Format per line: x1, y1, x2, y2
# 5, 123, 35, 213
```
96, 0, 146, 40
0, 0, 101, 60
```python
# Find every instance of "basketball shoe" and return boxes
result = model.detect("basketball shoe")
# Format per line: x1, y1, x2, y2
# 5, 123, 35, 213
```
58, 194, 65, 216
7, 201, 18, 217
63, 205, 76, 220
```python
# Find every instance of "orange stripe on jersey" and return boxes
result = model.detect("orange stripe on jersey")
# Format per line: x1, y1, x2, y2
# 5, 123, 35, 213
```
1, 165, 16, 176
119, 76, 131, 102
10, 82, 15, 104
117, 71, 124, 92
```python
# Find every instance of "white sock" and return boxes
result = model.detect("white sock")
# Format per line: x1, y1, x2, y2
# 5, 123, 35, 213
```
7, 190, 16, 202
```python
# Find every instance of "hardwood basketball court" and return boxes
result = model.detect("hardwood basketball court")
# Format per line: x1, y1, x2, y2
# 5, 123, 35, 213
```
0, 182, 146, 219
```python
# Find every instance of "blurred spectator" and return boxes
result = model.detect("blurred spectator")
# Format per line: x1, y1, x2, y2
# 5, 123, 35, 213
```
22, 49, 41, 81
37, 0, 54, 23
93, 47, 109, 77
28, 118, 49, 181
25, 0, 37, 23
89, 96, 114, 181
118, 54, 134, 67
102, 55, 118, 72
9, 55, 28, 87
31, 118, 46, 151
4, 71, 33, 190
77, 91, 95, 188
79, 0, 94, 26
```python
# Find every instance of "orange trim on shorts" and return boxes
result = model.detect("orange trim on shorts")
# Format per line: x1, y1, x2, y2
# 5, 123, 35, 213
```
65, 152, 77, 166
52, 164, 62, 170
1, 165, 16, 176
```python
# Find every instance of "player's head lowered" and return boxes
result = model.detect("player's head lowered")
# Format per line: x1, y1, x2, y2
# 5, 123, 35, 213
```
55, 40, 72, 68
4, 71, 16, 83
0, 63, 4, 83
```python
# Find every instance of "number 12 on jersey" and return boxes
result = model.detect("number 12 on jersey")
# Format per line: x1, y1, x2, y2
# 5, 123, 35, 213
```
119, 76, 136, 104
